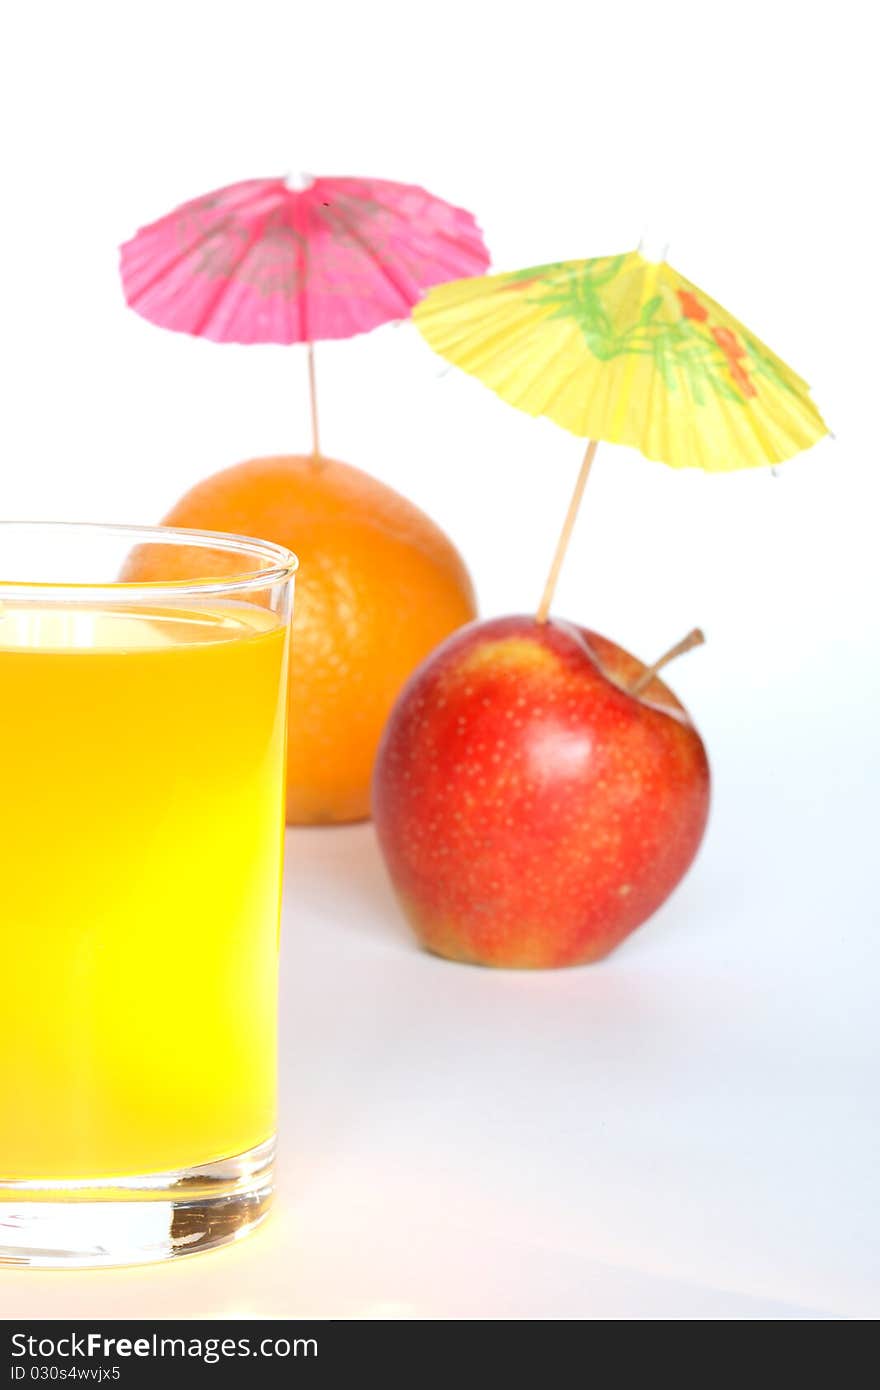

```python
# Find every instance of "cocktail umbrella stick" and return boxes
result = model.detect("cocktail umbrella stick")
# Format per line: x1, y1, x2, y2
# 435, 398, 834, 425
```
307, 341, 321, 460
535, 438, 599, 624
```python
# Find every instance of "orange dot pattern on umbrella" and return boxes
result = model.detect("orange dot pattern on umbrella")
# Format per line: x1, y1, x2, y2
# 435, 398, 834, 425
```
677, 289, 756, 397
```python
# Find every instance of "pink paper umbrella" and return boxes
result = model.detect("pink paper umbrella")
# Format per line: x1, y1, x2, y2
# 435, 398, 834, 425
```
120, 174, 489, 454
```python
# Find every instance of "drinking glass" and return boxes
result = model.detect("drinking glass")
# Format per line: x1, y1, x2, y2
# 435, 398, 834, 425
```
0, 522, 297, 1267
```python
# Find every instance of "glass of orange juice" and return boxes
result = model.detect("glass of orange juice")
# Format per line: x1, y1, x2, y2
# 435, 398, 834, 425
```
0, 521, 297, 1267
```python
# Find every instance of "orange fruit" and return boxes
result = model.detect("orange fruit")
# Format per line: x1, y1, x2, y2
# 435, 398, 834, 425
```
132, 455, 477, 824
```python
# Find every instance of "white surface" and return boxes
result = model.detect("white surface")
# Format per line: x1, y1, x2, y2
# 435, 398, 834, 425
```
2, 814, 878, 1320
1, 0, 878, 1321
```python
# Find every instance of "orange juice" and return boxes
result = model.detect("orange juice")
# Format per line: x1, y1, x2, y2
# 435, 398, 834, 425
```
0, 600, 288, 1181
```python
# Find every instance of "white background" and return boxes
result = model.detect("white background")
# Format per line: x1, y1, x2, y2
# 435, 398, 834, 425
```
1, 1, 878, 1320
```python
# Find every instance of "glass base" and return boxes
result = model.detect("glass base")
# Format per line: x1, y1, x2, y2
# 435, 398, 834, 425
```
0, 1136, 274, 1268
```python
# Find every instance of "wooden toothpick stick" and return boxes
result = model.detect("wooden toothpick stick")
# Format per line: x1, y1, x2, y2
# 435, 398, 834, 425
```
536, 438, 599, 624
307, 340, 321, 460
629, 628, 706, 696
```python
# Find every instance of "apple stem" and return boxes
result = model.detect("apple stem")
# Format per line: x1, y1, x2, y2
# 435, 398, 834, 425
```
536, 438, 599, 624
307, 340, 321, 462
629, 628, 706, 696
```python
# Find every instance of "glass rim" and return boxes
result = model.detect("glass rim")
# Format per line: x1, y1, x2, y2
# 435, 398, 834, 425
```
0, 520, 298, 599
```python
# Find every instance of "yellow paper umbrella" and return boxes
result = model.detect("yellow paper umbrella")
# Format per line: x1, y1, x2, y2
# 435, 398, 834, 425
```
414, 250, 828, 621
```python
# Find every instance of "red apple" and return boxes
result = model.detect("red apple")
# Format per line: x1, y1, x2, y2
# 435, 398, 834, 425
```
372, 615, 710, 968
